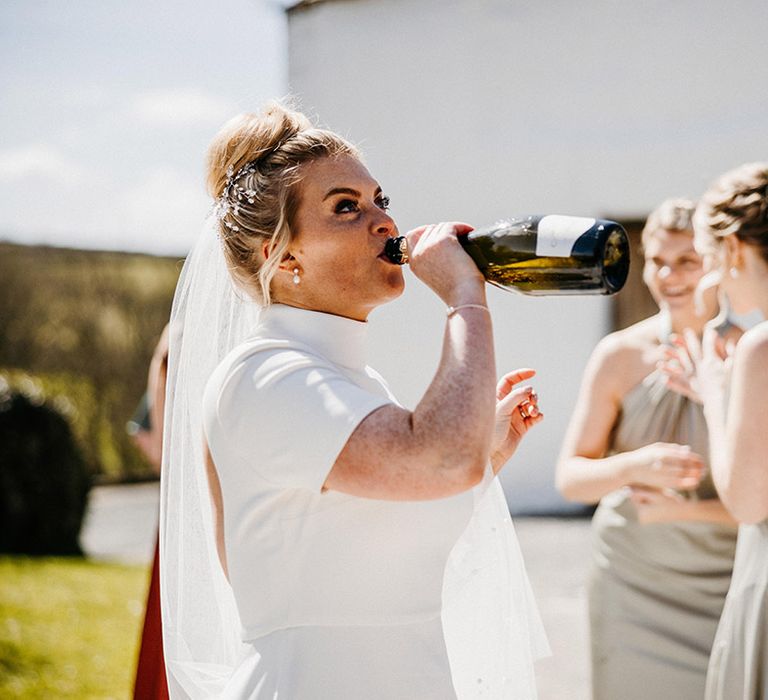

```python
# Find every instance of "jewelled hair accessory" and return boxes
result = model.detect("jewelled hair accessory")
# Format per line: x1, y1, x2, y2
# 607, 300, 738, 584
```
212, 161, 259, 233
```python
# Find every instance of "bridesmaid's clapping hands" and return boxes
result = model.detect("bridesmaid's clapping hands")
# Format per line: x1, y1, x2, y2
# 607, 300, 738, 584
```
659, 326, 735, 406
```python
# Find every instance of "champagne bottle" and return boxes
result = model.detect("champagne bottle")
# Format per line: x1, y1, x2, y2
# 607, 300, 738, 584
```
384, 215, 630, 296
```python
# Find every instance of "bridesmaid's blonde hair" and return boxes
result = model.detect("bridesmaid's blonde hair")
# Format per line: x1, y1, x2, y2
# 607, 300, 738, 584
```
641, 198, 696, 249
206, 102, 359, 304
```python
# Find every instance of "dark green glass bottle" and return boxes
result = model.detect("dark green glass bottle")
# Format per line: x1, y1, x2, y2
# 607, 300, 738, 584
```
384, 215, 630, 296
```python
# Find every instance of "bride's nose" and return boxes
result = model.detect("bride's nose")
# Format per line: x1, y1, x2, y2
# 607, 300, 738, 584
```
372, 209, 396, 238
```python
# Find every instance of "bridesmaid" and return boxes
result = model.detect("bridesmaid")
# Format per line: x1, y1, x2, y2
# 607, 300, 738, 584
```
556, 198, 739, 700
663, 162, 768, 700
129, 326, 169, 700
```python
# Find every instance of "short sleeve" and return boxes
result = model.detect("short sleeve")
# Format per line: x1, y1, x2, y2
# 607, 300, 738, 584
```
205, 347, 392, 492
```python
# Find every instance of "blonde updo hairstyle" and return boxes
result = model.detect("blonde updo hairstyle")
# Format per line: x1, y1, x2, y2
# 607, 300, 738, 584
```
206, 102, 360, 304
693, 162, 768, 264
640, 198, 696, 250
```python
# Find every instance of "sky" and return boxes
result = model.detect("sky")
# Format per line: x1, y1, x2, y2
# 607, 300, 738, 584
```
0, 0, 289, 255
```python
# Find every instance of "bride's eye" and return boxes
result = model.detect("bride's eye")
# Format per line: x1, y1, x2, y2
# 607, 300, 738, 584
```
376, 195, 391, 211
335, 199, 359, 214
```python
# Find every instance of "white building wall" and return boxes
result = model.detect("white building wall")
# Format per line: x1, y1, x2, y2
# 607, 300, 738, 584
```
286, 0, 768, 513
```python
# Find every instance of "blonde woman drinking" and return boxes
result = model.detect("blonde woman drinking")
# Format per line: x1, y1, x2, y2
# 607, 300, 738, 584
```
159, 103, 548, 699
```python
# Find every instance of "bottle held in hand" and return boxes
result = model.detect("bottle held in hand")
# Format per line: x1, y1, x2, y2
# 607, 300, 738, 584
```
385, 215, 630, 296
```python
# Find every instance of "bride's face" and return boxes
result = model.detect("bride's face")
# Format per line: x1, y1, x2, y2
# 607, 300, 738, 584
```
283, 154, 404, 320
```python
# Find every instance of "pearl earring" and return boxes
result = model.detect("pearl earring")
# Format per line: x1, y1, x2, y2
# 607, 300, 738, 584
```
729, 266, 739, 279
293, 267, 301, 285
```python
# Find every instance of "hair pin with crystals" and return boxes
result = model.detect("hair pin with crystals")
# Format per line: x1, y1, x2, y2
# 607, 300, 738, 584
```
213, 161, 260, 232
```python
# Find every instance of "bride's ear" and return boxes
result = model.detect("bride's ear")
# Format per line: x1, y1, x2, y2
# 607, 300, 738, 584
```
261, 242, 301, 281
276, 252, 298, 273
262, 242, 293, 265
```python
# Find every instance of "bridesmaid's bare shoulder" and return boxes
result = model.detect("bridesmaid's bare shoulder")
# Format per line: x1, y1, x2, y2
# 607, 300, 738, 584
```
588, 315, 662, 398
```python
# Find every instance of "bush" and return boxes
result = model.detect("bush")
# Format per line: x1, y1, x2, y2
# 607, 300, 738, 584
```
1, 370, 103, 473
0, 242, 180, 480
0, 378, 91, 555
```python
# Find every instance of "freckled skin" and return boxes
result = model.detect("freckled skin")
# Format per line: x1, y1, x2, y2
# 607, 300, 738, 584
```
263, 155, 538, 500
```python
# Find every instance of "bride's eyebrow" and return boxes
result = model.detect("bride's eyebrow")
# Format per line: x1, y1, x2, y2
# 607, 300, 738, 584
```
323, 187, 360, 200
322, 186, 382, 200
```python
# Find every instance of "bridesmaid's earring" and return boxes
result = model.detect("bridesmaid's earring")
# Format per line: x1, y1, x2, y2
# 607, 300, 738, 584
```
293, 268, 301, 285
729, 266, 739, 279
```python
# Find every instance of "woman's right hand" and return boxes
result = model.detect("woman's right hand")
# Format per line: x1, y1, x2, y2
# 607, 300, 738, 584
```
622, 442, 705, 491
405, 222, 486, 305
327, 222, 496, 500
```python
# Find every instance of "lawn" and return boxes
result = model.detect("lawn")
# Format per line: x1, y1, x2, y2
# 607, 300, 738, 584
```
0, 556, 150, 699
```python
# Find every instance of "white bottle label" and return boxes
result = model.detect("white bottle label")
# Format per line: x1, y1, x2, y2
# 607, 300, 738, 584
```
536, 215, 596, 258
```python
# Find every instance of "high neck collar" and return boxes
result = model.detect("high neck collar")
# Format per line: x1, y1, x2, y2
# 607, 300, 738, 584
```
256, 303, 369, 370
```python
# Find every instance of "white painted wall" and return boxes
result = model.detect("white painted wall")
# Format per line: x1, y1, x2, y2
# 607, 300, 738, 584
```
286, 0, 768, 512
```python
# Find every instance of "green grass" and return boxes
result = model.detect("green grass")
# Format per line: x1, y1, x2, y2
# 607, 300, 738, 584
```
0, 557, 150, 699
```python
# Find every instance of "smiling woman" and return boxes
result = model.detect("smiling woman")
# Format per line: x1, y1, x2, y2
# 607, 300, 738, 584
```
159, 102, 548, 699
556, 198, 739, 700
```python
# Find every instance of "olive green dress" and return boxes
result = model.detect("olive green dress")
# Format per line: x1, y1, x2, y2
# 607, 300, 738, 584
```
589, 368, 738, 700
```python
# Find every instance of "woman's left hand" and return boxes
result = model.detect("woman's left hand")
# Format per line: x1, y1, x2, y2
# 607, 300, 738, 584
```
490, 369, 543, 473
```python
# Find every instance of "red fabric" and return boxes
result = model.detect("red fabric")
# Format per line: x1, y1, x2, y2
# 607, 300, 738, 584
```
133, 535, 169, 699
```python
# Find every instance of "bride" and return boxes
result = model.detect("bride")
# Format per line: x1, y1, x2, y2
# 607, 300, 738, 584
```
160, 102, 548, 699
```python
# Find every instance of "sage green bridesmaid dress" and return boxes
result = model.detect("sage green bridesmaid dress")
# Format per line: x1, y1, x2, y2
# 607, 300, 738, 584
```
704, 507, 768, 697
589, 367, 738, 700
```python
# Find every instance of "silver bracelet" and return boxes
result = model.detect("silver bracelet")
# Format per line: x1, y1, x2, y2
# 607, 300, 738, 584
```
446, 303, 490, 318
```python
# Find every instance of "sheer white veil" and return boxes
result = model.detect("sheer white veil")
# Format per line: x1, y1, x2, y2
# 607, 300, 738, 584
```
442, 468, 549, 698
159, 215, 259, 698
159, 215, 548, 699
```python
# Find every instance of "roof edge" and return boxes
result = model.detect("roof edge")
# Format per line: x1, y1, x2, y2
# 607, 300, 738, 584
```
287, 0, 357, 14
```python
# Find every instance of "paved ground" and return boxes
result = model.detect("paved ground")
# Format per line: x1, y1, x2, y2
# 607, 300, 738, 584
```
81, 483, 592, 700
515, 517, 592, 700
81, 482, 161, 565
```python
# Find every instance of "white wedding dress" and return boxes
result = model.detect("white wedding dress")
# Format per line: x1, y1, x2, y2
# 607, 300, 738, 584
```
192, 303, 547, 699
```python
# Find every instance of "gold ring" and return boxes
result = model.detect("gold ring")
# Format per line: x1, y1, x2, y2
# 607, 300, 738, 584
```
518, 403, 530, 419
